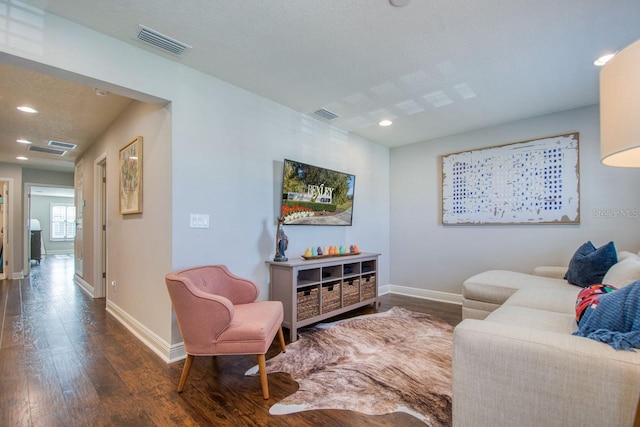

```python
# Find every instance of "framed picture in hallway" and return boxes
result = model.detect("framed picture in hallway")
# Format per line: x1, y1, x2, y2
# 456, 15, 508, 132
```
441, 133, 580, 225
119, 136, 143, 215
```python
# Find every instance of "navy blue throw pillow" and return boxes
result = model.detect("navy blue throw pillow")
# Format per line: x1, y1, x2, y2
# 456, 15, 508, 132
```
565, 241, 618, 288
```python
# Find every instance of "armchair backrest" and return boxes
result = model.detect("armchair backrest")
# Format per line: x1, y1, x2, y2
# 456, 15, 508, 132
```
173, 265, 259, 304
165, 265, 260, 355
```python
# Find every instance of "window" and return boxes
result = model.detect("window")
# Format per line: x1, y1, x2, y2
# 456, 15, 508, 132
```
50, 204, 76, 240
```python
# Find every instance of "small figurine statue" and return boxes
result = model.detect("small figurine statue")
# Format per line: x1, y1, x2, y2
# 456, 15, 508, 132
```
274, 216, 288, 262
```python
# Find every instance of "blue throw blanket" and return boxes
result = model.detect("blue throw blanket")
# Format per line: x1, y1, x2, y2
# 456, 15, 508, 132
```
573, 280, 640, 351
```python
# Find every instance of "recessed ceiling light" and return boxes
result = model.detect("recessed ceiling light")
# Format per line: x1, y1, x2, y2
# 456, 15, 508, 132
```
389, 0, 410, 6
16, 156, 28, 161
17, 106, 38, 113
594, 53, 615, 66
379, 119, 393, 127
17, 139, 33, 144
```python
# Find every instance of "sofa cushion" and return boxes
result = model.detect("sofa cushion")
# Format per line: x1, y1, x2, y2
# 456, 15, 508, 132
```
603, 255, 640, 288
618, 251, 639, 261
463, 270, 569, 306
504, 285, 580, 314
565, 241, 618, 287
485, 305, 578, 334
462, 298, 503, 320
532, 266, 567, 279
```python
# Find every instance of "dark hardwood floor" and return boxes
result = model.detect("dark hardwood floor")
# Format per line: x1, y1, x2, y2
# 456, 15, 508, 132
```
0, 255, 462, 426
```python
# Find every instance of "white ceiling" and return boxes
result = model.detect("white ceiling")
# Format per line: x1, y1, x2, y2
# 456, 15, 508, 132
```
0, 62, 133, 172
3, 0, 640, 172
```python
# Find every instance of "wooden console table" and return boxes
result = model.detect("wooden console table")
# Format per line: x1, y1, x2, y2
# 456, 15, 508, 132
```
267, 252, 379, 342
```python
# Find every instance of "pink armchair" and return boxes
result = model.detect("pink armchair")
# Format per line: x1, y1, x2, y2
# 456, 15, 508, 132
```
165, 265, 286, 399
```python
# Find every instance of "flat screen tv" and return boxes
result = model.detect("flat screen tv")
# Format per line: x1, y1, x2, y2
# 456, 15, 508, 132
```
280, 159, 355, 226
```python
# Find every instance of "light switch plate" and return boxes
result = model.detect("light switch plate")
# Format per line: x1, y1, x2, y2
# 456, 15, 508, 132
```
189, 214, 210, 228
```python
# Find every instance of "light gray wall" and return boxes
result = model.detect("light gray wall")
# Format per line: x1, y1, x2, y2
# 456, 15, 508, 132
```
77, 100, 173, 344
1, 9, 390, 354
30, 194, 75, 255
23, 168, 74, 187
390, 105, 640, 297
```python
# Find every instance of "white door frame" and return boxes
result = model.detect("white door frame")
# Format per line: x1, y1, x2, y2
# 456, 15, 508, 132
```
93, 153, 108, 298
0, 178, 13, 280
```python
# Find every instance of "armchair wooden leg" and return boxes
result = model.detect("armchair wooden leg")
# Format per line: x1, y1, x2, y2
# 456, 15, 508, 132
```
178, 354, 194, 392
257, 354, 269, 399
277, 327, 286, 353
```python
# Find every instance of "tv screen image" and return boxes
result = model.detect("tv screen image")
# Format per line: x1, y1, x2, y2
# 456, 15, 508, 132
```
281, 159, 355, 226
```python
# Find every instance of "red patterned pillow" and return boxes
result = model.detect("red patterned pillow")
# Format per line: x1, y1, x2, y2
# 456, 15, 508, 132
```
575, 284, 617, 323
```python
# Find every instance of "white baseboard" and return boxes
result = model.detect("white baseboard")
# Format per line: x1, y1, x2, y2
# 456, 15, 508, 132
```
104, 284, 461, 367
106, 300, 177, 363
169, 343, 187, 363
12, 272, 24, 279
380, 284, 463, 305
74, 274, 94, 298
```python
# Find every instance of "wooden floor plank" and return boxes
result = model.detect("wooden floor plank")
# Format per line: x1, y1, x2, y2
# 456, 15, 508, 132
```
0, 255, 462, 426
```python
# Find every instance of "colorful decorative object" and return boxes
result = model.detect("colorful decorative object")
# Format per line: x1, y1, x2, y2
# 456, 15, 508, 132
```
301, 244, 361, 260
575, 283, 618, 322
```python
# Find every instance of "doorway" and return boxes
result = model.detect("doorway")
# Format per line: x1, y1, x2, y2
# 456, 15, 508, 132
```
25, 184, 75, 275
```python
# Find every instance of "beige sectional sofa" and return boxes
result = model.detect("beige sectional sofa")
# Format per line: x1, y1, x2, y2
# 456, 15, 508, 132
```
453, 252, 640, 427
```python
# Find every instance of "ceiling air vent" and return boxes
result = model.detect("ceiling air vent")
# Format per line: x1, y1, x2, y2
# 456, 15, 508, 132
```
28, 145, 67, 156
313, 108, 339, 121
136, 25, 192, 56
48, 140, 77, 150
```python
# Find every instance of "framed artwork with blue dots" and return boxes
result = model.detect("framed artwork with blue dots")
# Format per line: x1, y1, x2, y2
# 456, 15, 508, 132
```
441, 133, 579, 225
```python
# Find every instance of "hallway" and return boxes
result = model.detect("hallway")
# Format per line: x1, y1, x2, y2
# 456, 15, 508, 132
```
0, 255, 194, 426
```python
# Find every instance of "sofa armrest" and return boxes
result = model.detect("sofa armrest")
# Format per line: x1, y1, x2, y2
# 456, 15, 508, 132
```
532, 265, 567, 279
452, 319, 640, 427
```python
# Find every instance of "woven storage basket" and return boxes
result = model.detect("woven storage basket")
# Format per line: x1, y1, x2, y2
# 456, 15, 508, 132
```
343, 278, 360, 306
361, 274, 377, 301
297, 286, 320, 321
321, 281, 342, 313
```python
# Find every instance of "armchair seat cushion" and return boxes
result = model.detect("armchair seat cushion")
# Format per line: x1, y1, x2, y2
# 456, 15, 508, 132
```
216, 301, 284, 355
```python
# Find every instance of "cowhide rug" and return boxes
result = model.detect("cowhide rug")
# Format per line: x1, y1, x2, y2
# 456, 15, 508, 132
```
246, 306, 453, 426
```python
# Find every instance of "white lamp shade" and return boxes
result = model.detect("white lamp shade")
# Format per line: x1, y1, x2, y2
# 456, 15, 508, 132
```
600, 39, 640, 167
